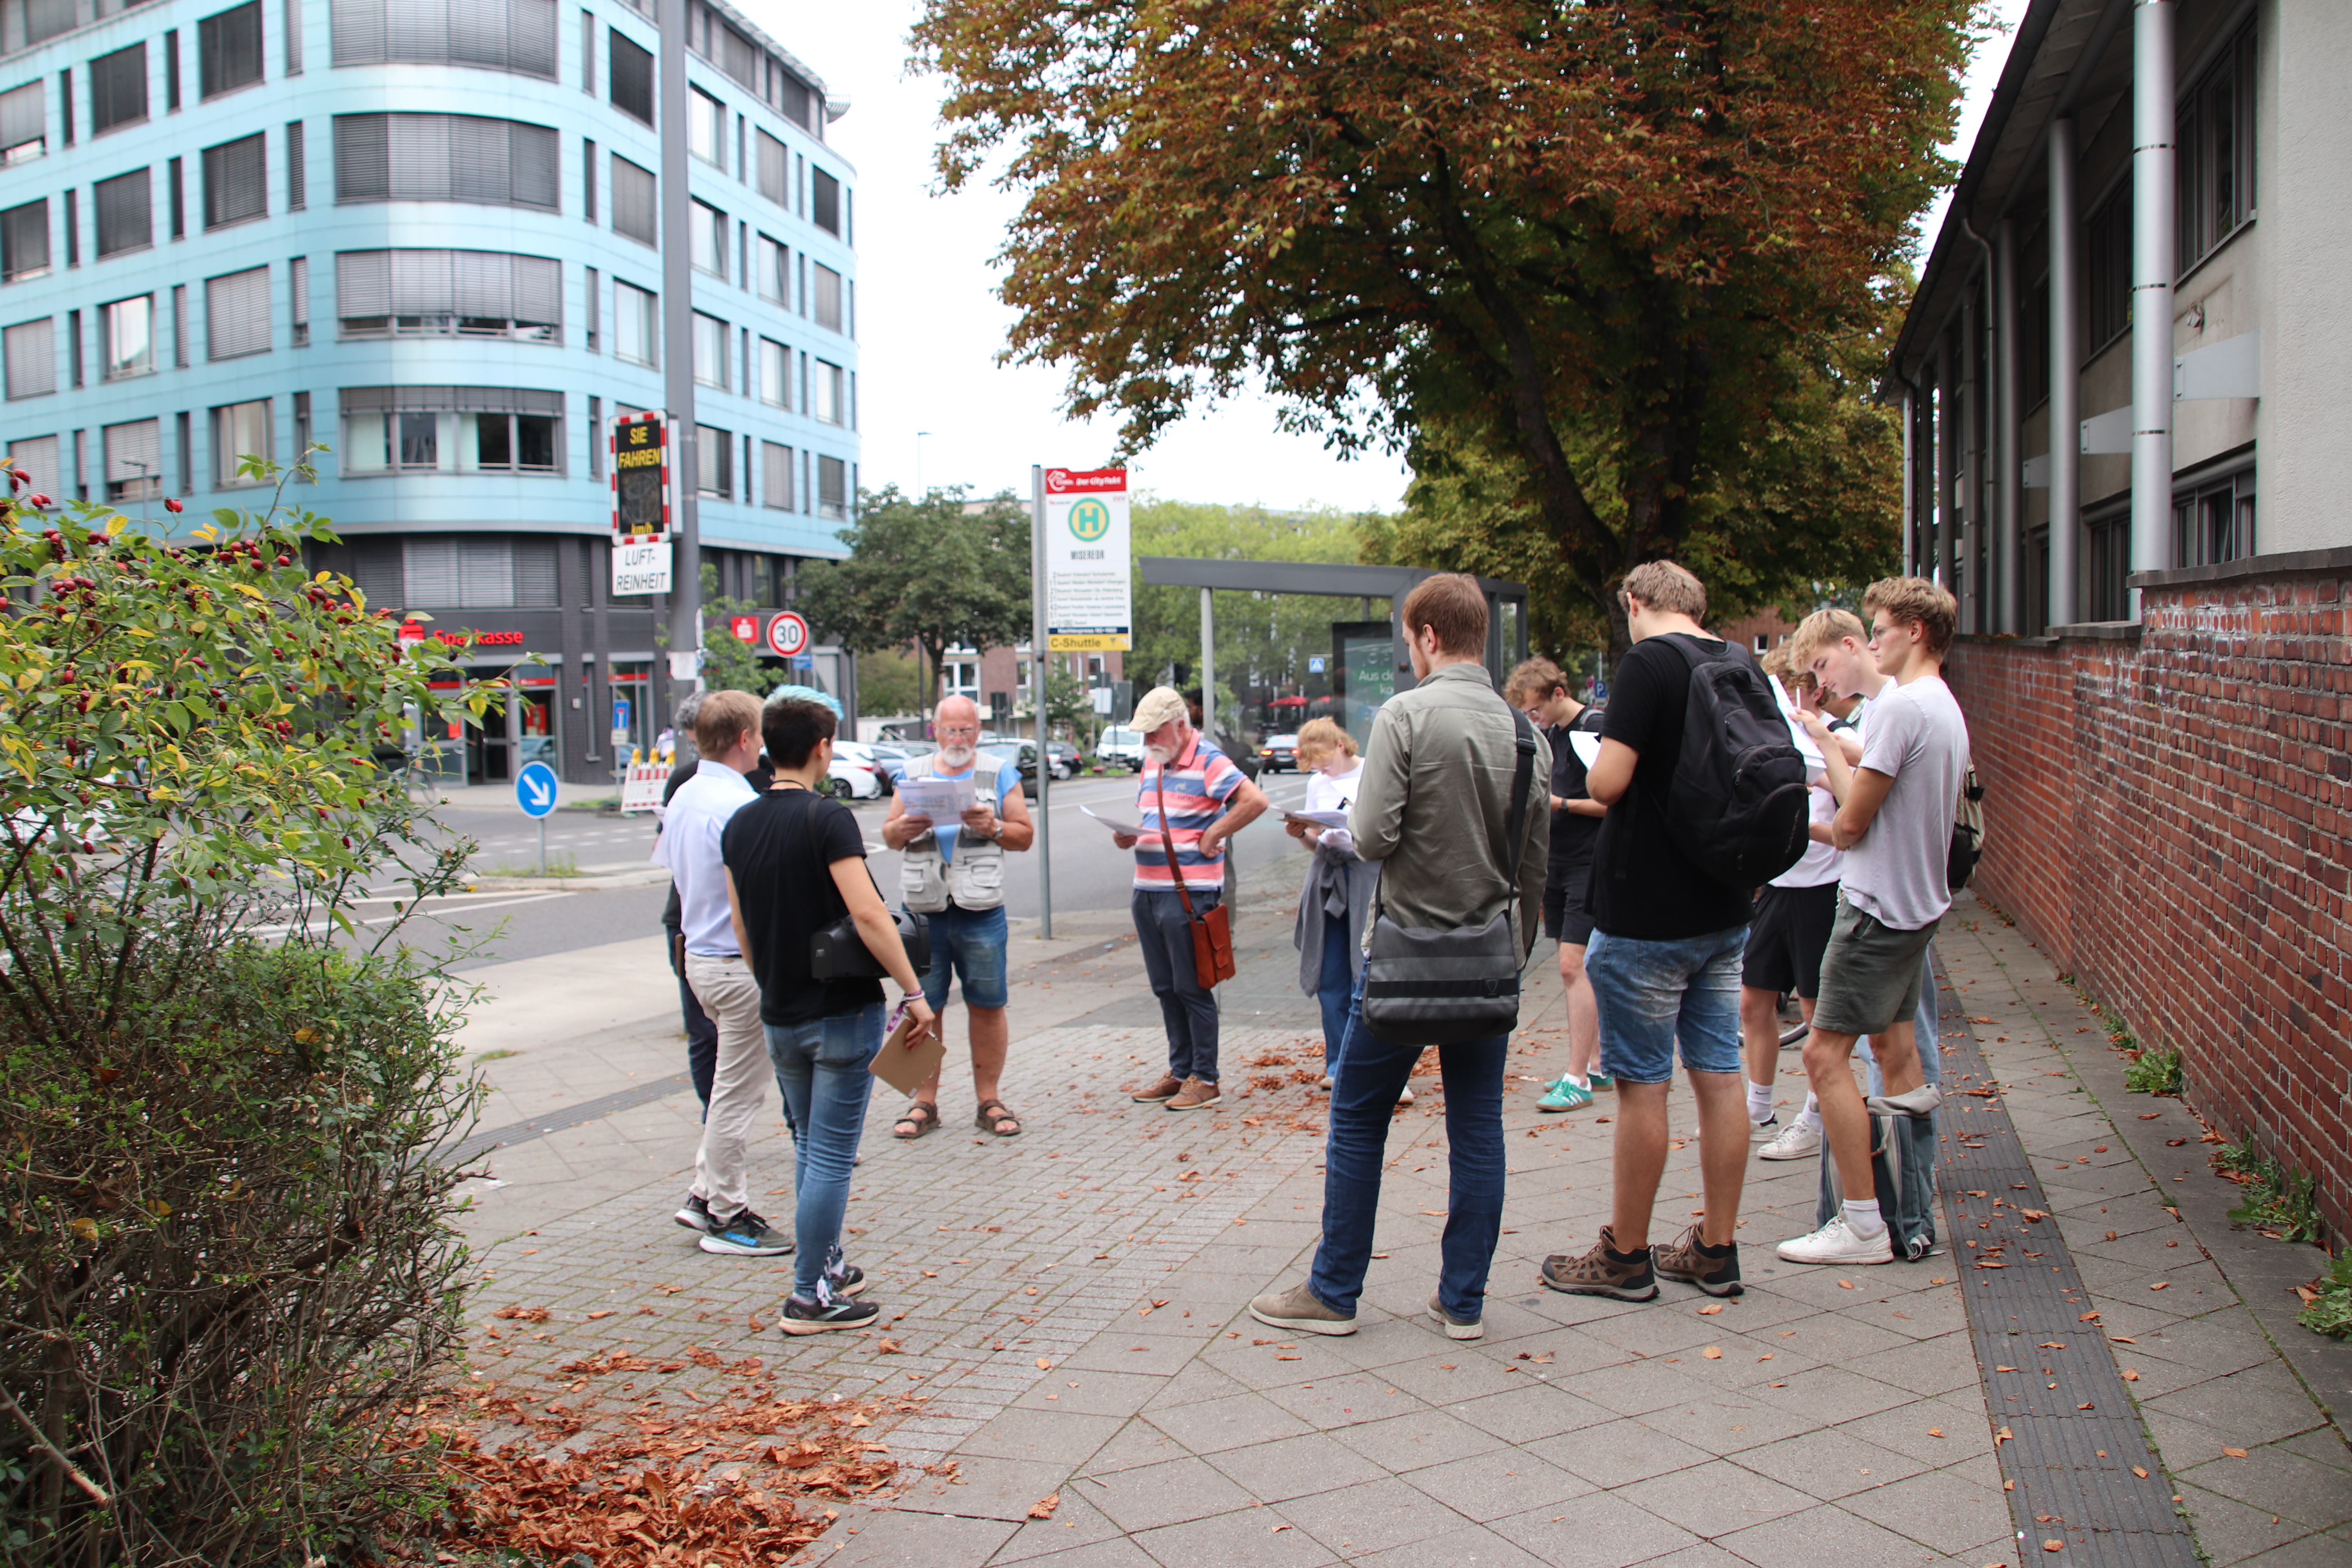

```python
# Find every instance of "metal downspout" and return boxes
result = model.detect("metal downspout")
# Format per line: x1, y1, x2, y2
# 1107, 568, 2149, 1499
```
2130, 0, 2177, 612
2048, 116, 2082, 627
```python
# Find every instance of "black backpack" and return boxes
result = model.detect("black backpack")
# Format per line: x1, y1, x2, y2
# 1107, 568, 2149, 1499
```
1662, 636, 1809, 887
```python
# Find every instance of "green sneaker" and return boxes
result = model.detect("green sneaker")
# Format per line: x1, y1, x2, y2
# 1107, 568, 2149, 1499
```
1537, 1075, 1595, 1112
1588, 1069, 1614, 1091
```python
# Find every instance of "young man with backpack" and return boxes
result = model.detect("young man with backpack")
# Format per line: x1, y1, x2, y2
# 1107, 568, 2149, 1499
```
1777, 578, 1970, 1267
1543, 561, 1807, 1303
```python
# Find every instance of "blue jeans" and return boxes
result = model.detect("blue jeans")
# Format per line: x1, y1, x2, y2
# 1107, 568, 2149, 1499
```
1586, 926, 1747, 1084
1308, 974, 1507, 1323
668, 920, 718, 1113
1316, 919, 1354, 1069
764, 1004, 883, 1298
1132, 889, 1221, 1082
920, 902, 1010, 1011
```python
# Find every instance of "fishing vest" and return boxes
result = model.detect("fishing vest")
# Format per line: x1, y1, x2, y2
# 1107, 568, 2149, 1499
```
897, 752, 1009, 913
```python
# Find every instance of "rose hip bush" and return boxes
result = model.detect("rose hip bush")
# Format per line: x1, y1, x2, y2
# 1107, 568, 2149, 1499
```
0, 457, 506, 1566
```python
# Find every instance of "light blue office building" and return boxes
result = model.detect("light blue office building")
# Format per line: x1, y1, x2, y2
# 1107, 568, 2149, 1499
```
0, 0, 859, 782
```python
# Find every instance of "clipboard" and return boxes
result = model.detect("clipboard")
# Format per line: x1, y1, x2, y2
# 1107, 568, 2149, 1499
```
868, 1008, 946, 1097
1279, 808, 1350, 829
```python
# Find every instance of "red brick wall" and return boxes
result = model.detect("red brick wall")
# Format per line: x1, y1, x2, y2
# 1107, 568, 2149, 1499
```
1945, 561, 2352, 1238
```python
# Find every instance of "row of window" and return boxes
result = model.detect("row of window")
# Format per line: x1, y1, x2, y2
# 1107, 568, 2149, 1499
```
341, 535, 812, 614
6, 387, 853, 516
0, 0, 266, 164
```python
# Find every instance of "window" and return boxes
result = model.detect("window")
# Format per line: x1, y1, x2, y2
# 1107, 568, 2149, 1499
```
61, 188, 75, 266
768, 60, 813, 131
608, 29, 652, 125
66, 308, 80, 386
758, 337, 786, 408
610, 152, 654, 243
2174, 465, 2255, 568
692, 423, 731, 498
205, 265, 270, 359
3, 318, 53, 399
816, 455, 846, 519
283, 0, 301, 72
582, 137, 595, 221
167, 156, 183, 237
212, 398, 271, 484
2086, 505, 2130, 622
2178, 22, 2256, 275
57, 67, 71, 147
289, 254, 307, 343
691, 312, 726, 389
335, 249, 562, 341
199, 0, 265, 99
613, 279, 655, 365
754, 127, 784, 206
2, 200, 48, 280
89, 43, 145, 135
762, 441, 792, 509
2084, 180, 2131, 356
583, 265, 597, 350
103, 417, 160, 501
355, 536, 559, 608
170, 284, 186, 365
811, 261, 842, 332
0, 81, 43, 164
329, 0, 559, 77
94, 167, 149, 257
579, 9, 593, 93
293, 389, 310, 455
100, 294, 151, 379
2022, 267, 2050, 411
201, 131, 266, 229
176, 412, 190, 493
9, 436, 59, 490
339, 386, 563, 475
757, 234, 785, 304
586, 394, 600, 477
164, 29, 180, 109
691, 199, 724, 276
688, 86, 722, 166
812, 358, 843, 425
285, 118, 303, 209
333, 113, 560, 210
811, 167, 840, 236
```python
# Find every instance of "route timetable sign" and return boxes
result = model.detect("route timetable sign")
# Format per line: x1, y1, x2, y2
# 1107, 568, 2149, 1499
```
1042, 467, 1132, 651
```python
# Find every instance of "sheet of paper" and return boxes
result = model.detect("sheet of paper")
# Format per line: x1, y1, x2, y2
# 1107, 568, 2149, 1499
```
1280, 808, 1351, 829
895, 776, 976, 821
868, 1009, 947, 1097
1080, 804, 1150, 836
1767, 674, 1828, 770
1567, 731, 1602, 768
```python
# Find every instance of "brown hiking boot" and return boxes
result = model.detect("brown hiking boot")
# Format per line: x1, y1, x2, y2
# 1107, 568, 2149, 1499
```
1130, 1074, 1184, 1103
1651, 1224, 1743, 1297
1539, 1224, 1659, 1301
1165, 1075, 1222, 1111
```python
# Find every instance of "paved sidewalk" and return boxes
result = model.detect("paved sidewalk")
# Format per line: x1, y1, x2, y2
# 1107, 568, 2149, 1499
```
449, 891, 2351, 1568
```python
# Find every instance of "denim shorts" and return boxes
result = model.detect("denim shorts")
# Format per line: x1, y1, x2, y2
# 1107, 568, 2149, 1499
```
920, 901, 1010, 1011
1585, 925, 1748, 1083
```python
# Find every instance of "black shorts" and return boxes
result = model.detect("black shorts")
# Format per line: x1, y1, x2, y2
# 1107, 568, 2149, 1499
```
1741, 880, 1838, 998
1542, 860, 1595, 947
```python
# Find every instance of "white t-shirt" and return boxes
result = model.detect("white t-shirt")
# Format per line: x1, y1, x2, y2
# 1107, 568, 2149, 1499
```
1303, 761, 1364, 858
1840, 676, 1969, 931
1772, 777, 1843, 889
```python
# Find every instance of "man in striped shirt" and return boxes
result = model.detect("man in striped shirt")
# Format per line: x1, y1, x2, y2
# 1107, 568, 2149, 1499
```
1113, 685, 1270, 1111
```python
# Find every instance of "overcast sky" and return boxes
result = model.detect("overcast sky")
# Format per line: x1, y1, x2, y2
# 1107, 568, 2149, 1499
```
744, 0, 2029, 515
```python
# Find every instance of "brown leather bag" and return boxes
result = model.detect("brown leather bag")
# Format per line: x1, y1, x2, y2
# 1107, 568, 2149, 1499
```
1157, 765, 1235, 988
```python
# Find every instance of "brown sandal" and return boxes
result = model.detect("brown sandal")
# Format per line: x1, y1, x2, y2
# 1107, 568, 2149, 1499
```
893, 1102, 940, 1140
975, 1100, 1022, 1137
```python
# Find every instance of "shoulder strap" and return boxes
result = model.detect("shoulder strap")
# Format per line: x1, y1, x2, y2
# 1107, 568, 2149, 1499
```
1501, 706, 1537, 895
1154, 762, 1201, 921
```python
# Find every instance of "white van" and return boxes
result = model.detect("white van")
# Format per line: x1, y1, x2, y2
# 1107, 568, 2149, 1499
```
1095, 726, 1148, 771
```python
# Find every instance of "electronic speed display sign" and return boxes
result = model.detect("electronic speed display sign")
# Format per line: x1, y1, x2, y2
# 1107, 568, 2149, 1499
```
611, 413, 671, 543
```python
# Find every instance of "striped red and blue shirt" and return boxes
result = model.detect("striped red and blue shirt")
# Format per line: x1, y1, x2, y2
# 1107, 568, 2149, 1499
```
1132, 735, 1244, 893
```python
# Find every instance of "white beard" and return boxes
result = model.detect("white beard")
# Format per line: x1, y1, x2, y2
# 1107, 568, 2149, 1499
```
938, 744, 977, 770
1143, 744, 1174, 767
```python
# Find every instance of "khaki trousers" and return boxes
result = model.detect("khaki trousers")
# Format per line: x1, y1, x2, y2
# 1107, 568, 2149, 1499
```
684, 953, 769, 1220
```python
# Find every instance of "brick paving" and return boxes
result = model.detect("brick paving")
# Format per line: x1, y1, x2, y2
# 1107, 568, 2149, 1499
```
451, 891, 2351, 1567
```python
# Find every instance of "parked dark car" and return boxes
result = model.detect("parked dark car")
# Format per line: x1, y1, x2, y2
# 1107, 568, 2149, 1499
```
1044, 739, 1081, 780
871, 739, 939, 788
980, 741, 1042, 797
1258, 733, 1299, 773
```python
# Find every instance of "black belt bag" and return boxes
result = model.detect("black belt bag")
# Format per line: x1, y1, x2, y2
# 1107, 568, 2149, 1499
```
809, 906, 931, 981
1360, 709, 1537, 1047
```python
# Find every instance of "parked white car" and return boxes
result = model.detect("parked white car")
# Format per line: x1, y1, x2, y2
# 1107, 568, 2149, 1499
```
1096, 726, 1148, 771
824, 740, 886, 800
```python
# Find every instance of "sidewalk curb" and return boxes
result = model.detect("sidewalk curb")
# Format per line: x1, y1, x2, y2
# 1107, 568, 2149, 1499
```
465, 869, 670, 891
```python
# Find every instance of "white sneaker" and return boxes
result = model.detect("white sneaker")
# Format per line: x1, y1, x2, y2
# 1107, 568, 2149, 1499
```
1757, 1119, 1822, 1160
1397, 1086, 1415, 1106
1776, 1216, 1895, 1266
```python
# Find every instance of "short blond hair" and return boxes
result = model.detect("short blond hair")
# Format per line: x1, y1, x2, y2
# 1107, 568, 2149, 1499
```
1503, 655, 1568, 706
1787, 606, 1869, 668
1621, 560, 1706, 621
693, 689, 763, 756
1863, 576, 1959, 657
1294, 716, 1356, 770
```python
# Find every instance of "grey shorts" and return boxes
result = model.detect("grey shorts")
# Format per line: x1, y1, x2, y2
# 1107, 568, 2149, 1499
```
1810, 896, 1939, 1036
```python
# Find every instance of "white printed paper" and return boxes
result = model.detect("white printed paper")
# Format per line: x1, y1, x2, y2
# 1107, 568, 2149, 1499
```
896, 777, 976, 821
1567, 731, 1602, 768
1280, 808, 1350, 829
1080, 804, 1149, 836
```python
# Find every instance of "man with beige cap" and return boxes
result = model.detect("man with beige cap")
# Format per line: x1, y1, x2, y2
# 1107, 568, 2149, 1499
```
1111, 684, 1269, 1110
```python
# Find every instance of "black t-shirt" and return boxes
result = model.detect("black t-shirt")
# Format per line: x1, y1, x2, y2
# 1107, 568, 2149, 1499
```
721, 786, 885, 1026
1545, 708, 1608, 871
1586, 634, 1754, 940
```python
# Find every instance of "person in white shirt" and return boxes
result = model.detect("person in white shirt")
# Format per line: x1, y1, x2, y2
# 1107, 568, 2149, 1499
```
1287, 717, 1377, 1083
648, 689, 790, 1259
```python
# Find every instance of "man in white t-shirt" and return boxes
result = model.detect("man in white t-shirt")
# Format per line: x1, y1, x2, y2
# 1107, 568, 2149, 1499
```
1777, 578, 1970, 1267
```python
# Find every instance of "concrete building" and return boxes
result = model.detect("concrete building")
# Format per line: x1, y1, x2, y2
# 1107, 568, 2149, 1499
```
0, 0, 859, 783
1899, 0, 2352, 1236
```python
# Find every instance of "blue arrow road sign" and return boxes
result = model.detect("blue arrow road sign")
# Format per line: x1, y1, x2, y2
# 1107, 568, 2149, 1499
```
515, 760, 559, 818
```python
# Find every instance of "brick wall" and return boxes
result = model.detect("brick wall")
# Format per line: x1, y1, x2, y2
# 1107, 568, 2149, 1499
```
1945, 551, 2352, 1239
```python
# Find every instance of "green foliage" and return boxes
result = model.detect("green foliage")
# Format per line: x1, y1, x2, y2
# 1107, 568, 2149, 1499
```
0, 457, 497, 1564
1043, 662, 1094, 743
694, 562, 770, 695
2216, 1141, 2324, 1245
855, 646, 926, 719
2124, 1047, 2182, 1097
799, 486, 1032, 716
2297, 1252, 2352, 1340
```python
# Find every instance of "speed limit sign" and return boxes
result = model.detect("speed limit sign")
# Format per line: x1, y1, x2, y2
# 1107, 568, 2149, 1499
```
764, 611, 810, 659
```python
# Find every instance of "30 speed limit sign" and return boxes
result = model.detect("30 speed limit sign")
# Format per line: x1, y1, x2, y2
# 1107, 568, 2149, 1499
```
764, 611, 810, 659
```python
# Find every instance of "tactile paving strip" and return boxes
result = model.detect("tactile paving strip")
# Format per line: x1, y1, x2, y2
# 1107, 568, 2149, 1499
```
1933, 965, 2196, 1565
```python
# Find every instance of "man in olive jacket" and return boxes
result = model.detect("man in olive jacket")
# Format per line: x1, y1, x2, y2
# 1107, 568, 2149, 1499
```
1250, 573, 1548, 1343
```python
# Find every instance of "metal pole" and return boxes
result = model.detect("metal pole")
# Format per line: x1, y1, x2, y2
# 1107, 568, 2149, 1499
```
2049, 116, 2082, 627
1900, 384, 1917, 574
1200, 585, 1232, 901
2129, 0, 2176, 615
538, 816, 547, 877
658, 0, 699, 710
1995, 217, 2021, 633
1030, 464, 1052, 940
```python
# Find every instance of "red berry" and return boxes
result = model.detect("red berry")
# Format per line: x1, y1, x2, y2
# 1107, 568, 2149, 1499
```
164, 498, 183, 514
26, 493, 49, 508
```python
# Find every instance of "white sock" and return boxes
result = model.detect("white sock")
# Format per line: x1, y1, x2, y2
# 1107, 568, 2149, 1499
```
1842, 1198, 1886, 1238
1561, 1072, 1589, 1090
1746, 1081, 1774, 1122
1797, 1092, 1821, 1129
